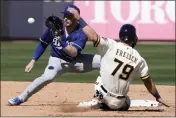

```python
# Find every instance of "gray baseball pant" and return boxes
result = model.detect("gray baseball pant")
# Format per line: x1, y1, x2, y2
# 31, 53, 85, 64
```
18, 54, 100, 102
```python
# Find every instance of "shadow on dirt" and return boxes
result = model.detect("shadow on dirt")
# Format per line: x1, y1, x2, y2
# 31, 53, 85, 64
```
128, 109, 164, 112
8, 103, 79, 106
6, 104, 164, 113
6, 104, 61, 106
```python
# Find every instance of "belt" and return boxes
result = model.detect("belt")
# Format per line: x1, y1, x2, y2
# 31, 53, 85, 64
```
100, 85, 125, 99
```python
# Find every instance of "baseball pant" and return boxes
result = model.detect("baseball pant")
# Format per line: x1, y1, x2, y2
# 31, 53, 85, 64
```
18, 54, 100, 102
94, 76, 131, 111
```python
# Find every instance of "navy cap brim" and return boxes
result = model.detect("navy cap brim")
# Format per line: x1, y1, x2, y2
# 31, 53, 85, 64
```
60, 11, 73, 16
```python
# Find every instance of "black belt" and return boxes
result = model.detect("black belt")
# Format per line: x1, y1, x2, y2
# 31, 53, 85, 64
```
100, 85, 125, 99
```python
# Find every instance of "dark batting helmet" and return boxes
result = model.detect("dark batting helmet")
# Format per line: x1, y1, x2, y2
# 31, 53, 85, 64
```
119, 24, 138, 48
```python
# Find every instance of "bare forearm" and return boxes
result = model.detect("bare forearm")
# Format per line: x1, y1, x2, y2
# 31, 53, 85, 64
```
82, 26, 98, 42
83, 26, 101, 47
79, 18, 98, 43
142, 77, 161, 99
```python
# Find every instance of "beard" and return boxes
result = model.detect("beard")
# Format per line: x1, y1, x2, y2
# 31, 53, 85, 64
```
63, 20, 72, 27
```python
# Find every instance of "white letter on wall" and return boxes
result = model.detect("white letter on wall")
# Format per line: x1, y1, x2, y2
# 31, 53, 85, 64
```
165, 1, 175, 23
91, 1, 108, 24
110, 1, 140, 23
138, 1, 154, 24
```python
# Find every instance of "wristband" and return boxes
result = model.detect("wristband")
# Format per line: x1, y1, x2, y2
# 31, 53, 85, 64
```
79, 18, 87, 28
153, 91, 161, 100
93, 35, 100, 47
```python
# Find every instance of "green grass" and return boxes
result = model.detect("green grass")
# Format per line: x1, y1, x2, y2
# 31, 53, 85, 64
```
0, 41, 175, 85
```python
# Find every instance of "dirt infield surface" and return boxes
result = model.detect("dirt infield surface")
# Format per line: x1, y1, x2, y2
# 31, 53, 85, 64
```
1, 81, 175, 116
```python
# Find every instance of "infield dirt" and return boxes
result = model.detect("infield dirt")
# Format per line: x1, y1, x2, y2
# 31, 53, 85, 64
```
1, 81, 175, 116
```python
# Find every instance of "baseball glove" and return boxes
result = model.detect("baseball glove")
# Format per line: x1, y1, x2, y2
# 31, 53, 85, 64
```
45, 15, 63, 36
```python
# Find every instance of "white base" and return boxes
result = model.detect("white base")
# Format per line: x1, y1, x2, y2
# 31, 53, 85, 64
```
77, 99, 161, 108
130, 100, 161, 107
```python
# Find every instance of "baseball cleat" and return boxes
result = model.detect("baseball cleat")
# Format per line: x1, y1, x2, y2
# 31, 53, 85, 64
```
8, 97, 23, 106
77, 99, 100, 109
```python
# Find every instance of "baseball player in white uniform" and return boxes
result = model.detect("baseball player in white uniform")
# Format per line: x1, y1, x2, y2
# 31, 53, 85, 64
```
68, 7, 169, 111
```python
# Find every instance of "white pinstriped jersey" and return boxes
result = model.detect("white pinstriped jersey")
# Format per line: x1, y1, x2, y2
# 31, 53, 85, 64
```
95, 36, 149, 96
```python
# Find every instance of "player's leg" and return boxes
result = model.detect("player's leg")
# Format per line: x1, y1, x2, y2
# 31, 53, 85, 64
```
69, 54, 100, 108
8, 56, 64, 105
117, 95, 131, 111
69, 53, 100, 73
77, 76, 103, 109
99, 91, 130, 111
78, 76, 125, 110
80, 76, 130, 111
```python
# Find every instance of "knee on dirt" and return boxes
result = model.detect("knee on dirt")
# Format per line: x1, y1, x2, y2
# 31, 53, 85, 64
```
118, 96, 131, 111
106, 96, 131, 111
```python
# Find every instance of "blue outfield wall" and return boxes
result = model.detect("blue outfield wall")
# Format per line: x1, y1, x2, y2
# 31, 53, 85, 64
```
0, 0, 74, 39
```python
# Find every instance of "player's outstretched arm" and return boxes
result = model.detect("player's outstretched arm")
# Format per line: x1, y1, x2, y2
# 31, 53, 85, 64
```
25, 59, 35, 73
25, 29, 49, 73
67, 7, 99, 45
142, 76, 170, 107
67, 7, 110, 55
25, 42, 48, 72
139, 58, 169, 107
82, 24, 100, 46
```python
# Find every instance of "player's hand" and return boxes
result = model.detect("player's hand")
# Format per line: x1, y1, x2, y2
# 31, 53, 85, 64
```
25, 60, 35, 73
156, 98, 170, 107
67, 7, 80, 21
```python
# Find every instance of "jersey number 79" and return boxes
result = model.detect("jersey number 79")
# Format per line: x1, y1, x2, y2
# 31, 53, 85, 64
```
111, 58, 134, 80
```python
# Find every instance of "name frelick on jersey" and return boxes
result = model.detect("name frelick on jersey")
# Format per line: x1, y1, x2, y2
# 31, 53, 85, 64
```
115, 49, 138, 63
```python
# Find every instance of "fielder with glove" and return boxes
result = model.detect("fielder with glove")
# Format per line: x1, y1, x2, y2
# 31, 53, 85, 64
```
8, 5, 100, 105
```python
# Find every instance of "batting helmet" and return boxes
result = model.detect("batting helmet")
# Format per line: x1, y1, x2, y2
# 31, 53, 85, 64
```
119, 24, 138, 48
